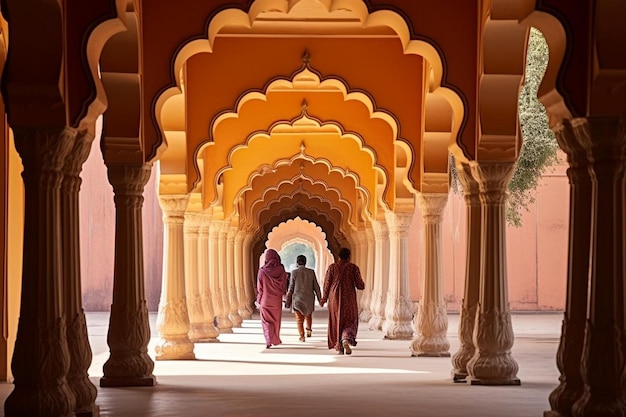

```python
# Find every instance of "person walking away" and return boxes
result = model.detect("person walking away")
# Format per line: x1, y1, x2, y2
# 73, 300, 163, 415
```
256, 249, 288, 348
320, 247, 365, 355
287, 255, 322, 342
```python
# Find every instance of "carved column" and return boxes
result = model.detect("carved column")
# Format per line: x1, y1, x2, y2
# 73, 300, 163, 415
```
571, 117, 626, 416
227, 225, 243, 327
411, 193, 450, 356
101, 163, 156, 386
5, 128, 76, 417
242, 229, 256, 315
60, 132, 99, 415
235, 229, 251, 319
368, 219, 389, 331
451, 163, 482, 380
466, 161, 519, 385
208, 220, 232, 333
544, 120, 592, 417
184, 212, 213, 341
212, 220, 232, 332
155, 195, 195, 360
382, 211, 414, 340
358, 228, 373, 322
198, 214, 219, 341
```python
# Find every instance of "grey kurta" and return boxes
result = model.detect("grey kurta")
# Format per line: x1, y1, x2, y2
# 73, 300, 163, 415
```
288, 265, 322, 316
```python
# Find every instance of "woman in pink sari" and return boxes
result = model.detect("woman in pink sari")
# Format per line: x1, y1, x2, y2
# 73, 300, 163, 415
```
256, 249, 288, 348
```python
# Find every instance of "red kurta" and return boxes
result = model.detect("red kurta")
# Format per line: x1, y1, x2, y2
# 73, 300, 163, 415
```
321, 259, 365, 351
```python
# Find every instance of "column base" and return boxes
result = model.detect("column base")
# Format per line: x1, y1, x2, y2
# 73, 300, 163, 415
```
192, 337, 220, 343
100, 375, 156, 387
75, 404, 101, 417
468, 377, 521, 386
412, 352, 451, 358
543, 411, 565, 417
452, 370, 468, 382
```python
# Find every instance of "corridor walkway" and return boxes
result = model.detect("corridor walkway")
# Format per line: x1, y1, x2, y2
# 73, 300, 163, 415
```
1, 310, 562, 416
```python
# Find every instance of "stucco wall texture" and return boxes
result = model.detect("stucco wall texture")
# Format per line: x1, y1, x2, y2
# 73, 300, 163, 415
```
79, 142, 568, 312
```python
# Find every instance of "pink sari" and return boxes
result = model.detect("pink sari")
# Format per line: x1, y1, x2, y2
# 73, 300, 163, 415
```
257, 249, 288, 347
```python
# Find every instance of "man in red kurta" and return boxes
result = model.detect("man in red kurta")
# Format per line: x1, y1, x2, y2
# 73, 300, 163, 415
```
320, 247, 365, 355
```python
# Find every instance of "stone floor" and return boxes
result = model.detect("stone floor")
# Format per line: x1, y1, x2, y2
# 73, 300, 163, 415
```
0, 309, 563, 416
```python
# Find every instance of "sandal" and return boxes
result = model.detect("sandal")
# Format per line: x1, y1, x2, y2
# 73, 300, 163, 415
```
342, 339, 352, 355
306, 329, 312, 338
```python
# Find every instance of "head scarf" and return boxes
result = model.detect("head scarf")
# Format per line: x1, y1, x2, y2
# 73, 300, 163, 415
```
261, 249, 285, 279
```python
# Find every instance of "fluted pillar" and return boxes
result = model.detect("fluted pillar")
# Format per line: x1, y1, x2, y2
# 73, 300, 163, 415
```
60, 132, 99, 415
184, 212, 213, 341
155, 195, 195, 360
451, 163, 482, 381
368, 220, 389, 331
544, 120, 592, 417
571, 117, 626, 416
235, 229, 251, 319
382, 211, 414, 340
227, 225, 243, 327
359, 227, 376, 322
466, 161, 519, 385
214, 221, 233, 332
198, 214, 219, 341
358, 228, 372, 322
411, 193, 450, 356
5, 128, 76, 417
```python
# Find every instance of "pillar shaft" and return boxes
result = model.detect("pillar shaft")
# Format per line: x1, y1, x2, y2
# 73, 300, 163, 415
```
545, 120, 592, 416
198, 215, 219, 341
368, 220, 389, 331
5, 128, 76, 417
215, 221, 233, 332
411, 193, 450, 356
101, 164, 156, 385
227, 226, 243, 327
572, 117, 626, 416
184, 213, 213, 341
358, 228, 373, 322
467, 161, 519, 385
383, 212, 414, 340
60, 132, 99, 414
242, 231, 256, 315
155, 195, 195, 360
452, 163, 482, 380
235, 229, 251, 319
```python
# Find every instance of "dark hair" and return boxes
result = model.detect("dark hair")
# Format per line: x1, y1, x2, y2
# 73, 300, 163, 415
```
338, 247, 351, 260
297, 255, 306, 265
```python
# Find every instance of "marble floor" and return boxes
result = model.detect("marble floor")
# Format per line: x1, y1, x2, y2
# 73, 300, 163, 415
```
0, 309, 563, 417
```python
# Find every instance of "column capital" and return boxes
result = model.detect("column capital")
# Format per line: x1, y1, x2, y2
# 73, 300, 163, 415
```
416, 193, 448, 224
456, 163, 481, 207
184, 212, 202, 233
371, 219, 388, 239
470, 161, 515, 206
159, 194, 189, 217
384, 211, 413, 236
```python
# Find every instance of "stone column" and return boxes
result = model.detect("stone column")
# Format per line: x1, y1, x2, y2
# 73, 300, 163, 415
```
155, 195, 195, 360
571, 117, 626, 416
451, 163, 482, 381
60, 132, 99, 415
358, 228, 373, 322
235, 229, 251, 319
544, 121, 592, 417
368, 219, 389, 331
198, 214, 219, 341
382, 211, 414, 340
242, 229, 256, 314
213, 220, 233, 332
184, 212, 213, 341
5, 128, 76, 417
101, 163, 156, 386
227, 225, 243, 327
466, 161, 519, 385
411, 193, 450, 356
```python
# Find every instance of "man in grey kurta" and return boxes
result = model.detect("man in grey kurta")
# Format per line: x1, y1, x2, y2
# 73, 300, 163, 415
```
287, 255, 322, 342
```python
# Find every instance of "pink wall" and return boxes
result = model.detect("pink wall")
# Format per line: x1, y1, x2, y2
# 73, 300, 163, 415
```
80, 139, 163, 311
79, 143, 568, 312
408, 160, 569, 311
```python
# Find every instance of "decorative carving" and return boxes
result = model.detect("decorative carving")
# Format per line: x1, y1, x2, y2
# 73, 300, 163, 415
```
155, 299, 195, 360
411, 301, 450, 356
467, 307, 519, 385
452, 302, 478, 379
382, 296, 414, 340
471, 162, 515, 206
